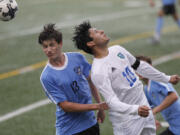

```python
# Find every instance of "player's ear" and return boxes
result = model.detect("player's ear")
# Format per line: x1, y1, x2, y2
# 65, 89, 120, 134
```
57, 41, 62, 48
87, 41, 95, 48
59, 41, 63, 46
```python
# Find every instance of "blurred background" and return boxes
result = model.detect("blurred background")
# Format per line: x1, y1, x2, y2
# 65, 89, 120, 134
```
0, 0, 180, 134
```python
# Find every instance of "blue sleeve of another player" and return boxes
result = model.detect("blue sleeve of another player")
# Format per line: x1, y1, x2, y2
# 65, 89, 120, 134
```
40, 78, 67, 105
80, 54, 91, 78
158, 82, 175, 96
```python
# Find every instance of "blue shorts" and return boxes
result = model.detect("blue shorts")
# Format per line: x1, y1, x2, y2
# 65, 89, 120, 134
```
56, 123, 99, 135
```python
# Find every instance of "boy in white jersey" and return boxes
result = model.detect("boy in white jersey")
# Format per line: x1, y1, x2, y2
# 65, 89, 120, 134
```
72, 21, 180, 135
38, 24, 108, 135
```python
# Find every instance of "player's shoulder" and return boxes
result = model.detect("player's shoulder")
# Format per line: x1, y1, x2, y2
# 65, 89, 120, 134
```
109, 45, 127, 54
151, 80, 160, 85
66, 52, 84, 60
40, 64, 54, 81
150, 80, 171, 89
66, 52, 82, 56
109, 45, 123, 50
150, 80, 163, 87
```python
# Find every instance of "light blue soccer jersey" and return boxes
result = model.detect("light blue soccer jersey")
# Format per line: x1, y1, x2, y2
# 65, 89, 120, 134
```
162, 0, 176, 5
144, 80, 180, 135
40, 52, 97, 135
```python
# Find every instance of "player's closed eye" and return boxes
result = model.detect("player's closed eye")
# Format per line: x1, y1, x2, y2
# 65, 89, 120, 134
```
49, 43, 55, 47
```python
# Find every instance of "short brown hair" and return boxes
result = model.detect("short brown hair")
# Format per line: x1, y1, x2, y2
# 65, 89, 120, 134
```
136, 55, 152, 64
38, 23, 62, 45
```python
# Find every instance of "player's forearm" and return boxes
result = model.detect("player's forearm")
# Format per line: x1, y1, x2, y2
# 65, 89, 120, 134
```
59, 101, 100, 112
93, 75, 139, 115
153, 92, 178, 114
136, 61, 170, 83
90, 84, 102, 103
106, 95, 139, 115
87, 76, 102, 103
91, 87, 102, 103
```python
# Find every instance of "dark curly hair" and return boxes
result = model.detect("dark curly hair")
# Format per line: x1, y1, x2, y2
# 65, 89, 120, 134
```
72, 21, 93, 54
38, 23, 62, 45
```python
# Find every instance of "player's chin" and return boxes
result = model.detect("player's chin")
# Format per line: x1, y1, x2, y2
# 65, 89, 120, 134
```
47, 54, 54, 59
107, 38, 110, 43
104, 39, 110, 45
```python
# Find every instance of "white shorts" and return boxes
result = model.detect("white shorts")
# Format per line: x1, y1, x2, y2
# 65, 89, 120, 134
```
112, 111, 156, 135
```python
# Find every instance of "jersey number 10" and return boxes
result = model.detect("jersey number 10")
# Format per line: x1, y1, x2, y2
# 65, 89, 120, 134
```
122, 66, 137, 87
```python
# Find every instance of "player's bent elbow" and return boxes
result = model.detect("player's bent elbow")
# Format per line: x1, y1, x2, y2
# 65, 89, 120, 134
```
169, 92, 178, 102
58, 101, 73, 112
173, 94, 178, 101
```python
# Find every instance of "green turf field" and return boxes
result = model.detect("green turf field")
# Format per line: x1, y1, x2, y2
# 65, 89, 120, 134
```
0, 0, 180, 134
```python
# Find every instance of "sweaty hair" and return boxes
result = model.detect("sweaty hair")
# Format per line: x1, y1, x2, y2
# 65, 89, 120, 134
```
38, 23, 62, 45
72, 21, 93, 54
136, 55, 152, 65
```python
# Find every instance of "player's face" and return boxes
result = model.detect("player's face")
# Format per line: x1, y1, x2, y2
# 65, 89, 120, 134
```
88, 28, 109, 47
42, 39, 62, 60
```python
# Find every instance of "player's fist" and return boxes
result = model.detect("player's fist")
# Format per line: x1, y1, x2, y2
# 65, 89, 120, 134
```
169, 75, 180, 85
99, 102, 109, 110
138, 105, 150, 117
97, 110, 105, 123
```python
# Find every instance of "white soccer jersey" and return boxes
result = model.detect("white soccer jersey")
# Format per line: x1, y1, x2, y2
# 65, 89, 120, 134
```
91, 45, 170, 135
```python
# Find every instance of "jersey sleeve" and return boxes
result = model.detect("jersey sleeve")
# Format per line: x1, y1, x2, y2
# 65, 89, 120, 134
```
117, 46, 170, 83
92, 73, 139, 115
136, 61, 170, 83
80, 54, 91, 78
40, 77, 67, 105
157, 82, 176, 96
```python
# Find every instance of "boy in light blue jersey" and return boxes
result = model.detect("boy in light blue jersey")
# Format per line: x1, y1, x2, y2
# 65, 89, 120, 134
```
149, 0, 180, 44
38, 24, 108, 135
137, 56, 180, 135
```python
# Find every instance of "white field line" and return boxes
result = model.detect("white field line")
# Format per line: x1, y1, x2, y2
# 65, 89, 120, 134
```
0, 99, 51, 123
0, 7, 154, 41
153, 51, 180, 66
1, 51, 180, 125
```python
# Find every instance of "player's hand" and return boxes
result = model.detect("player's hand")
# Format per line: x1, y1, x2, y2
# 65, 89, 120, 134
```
99, 102, 109, 110
169, 75, 180, 85
138, 105, 150, 117
97, 110, 105, 123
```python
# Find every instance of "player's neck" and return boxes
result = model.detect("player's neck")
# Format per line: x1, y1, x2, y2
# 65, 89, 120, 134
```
49, 53, 65, 67
93, 45, 109, 59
